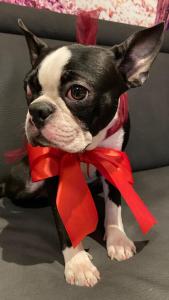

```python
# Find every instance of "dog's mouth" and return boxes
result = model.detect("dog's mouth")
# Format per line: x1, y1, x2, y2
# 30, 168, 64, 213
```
26, 111, 93, 153
27, 118, 77, 148
28, 130, 91, 153
30, 133, 91, 153
30, 134, 53, 147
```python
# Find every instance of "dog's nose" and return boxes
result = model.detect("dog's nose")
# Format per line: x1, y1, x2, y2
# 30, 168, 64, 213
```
29, 102, 55, 128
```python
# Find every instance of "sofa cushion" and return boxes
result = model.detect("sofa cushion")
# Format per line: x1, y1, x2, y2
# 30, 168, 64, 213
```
126, 52, 169, 170
0, 166, 169, 299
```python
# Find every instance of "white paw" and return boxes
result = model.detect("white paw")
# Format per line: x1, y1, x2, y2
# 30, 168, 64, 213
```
64, 251, 100, 287
106, 226, 136, 261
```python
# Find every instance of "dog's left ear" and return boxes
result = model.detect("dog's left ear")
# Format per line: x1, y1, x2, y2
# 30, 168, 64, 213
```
111, 23, 164, 88
18, 19, 48, 66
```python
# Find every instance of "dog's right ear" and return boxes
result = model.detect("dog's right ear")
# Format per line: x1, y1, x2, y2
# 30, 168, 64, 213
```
18, 19, 48, 66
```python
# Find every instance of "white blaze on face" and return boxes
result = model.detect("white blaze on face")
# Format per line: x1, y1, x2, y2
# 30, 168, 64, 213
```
38, 47, 71, 96
26, 46, 92, 153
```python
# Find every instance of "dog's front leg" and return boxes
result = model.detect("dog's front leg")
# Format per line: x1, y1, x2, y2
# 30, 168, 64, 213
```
45, 177, 100, 287
102, 178, 136, 261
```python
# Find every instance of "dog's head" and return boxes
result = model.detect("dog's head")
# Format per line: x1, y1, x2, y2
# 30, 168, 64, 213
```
18, 20, 164, 153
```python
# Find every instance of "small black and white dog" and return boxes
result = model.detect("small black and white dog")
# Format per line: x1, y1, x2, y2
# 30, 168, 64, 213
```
1, 20, 164, 287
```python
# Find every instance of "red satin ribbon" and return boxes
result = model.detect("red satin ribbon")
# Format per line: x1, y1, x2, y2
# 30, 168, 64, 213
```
76, 9, 101, 45
106, 93, 129, 138
27, 144, 157, 248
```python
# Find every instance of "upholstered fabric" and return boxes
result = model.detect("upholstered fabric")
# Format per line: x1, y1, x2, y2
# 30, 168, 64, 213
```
0, 166, 169, 299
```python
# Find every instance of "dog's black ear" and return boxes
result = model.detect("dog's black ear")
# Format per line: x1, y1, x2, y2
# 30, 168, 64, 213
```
18, 19, 48, 66
111, 23, 164, 88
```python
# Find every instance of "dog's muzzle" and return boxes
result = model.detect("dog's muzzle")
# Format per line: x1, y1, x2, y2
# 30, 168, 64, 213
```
26, 97, 93, 152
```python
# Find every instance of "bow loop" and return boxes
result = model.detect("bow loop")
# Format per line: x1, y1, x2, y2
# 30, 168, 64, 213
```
80, 148, 133, 185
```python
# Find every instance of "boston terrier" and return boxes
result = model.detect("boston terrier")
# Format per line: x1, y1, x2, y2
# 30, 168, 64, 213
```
1, 20, 164, 287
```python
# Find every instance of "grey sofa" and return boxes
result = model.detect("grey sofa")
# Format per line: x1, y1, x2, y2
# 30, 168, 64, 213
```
0, 3, 169, 300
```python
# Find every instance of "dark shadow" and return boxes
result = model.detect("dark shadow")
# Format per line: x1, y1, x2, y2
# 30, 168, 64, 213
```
0, 197, 64, 266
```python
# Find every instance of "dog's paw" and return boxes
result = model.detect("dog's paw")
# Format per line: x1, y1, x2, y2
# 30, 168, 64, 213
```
106, 226, 136, 261
64, 251, 100, 287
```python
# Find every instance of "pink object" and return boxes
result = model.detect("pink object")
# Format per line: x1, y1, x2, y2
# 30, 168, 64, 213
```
76, 9, 101, 45
3, 0, 157, 27
4, 144, 27, 163
155, 0, 169, 30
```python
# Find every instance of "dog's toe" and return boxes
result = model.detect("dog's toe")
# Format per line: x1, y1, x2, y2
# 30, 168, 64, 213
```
64, 251, 100, 287
85, 271, 98, 287
106, 227, 136, 261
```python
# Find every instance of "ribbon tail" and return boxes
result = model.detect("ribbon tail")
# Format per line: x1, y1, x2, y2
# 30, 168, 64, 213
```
57, 154, 98, 248
112, 176, 157, 234
89, 153, 157, 234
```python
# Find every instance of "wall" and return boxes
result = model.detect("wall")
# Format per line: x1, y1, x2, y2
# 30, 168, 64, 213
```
3, 0, 157, 27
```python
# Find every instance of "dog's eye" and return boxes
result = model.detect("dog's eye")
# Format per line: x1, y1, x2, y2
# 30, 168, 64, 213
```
66, 85, 88, 101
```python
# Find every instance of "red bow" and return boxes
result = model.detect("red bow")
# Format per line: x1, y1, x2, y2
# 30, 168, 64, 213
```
27, 144, 157, 247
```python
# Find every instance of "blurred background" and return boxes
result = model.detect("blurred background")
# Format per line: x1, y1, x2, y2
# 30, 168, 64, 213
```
1, 0, 169, 29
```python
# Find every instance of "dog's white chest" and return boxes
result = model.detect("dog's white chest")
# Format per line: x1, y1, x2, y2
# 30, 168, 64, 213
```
81, 127, 124, 181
